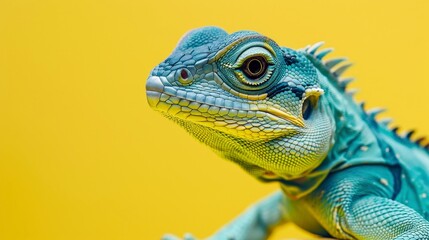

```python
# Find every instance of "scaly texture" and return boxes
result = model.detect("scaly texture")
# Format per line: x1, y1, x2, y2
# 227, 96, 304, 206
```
146, 27, 429, 239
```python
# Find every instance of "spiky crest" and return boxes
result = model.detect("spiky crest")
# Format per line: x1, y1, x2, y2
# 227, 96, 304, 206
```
302, 42, 428, 150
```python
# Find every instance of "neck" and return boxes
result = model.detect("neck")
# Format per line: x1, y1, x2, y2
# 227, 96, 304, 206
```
320, 71, 387, 171
279, 66, 391, 199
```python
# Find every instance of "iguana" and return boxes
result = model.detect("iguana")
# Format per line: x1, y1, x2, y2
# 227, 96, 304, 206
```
145, 26, 429, 240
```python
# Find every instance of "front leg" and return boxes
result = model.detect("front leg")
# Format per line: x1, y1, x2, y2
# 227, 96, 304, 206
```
305, 165, 429, 239
347, 196, 429, 239
209, 190, 287, 240
163, 191, 288, 240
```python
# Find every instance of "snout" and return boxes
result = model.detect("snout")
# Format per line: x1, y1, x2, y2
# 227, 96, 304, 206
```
146, 76, 164, 108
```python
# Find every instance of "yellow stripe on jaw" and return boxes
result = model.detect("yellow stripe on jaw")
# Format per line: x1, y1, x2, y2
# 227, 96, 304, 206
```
263, 106, 305, 127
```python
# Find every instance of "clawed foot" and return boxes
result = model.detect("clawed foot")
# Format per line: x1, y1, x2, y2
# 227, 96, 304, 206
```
162, 233, 198, 240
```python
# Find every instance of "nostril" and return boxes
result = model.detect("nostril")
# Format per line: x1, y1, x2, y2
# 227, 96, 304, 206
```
180, 69, 189, 79
176, 68, 193, 85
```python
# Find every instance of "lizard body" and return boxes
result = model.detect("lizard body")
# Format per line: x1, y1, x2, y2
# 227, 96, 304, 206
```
146, 27, 429, 239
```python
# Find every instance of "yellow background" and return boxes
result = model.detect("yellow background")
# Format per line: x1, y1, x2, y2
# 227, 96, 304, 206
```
1, 0, 428, 239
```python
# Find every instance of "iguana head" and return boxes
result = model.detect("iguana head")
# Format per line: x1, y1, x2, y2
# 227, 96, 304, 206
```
146, 27, 334, 180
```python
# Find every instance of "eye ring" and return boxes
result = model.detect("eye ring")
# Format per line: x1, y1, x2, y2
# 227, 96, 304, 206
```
241, 56, 267, 79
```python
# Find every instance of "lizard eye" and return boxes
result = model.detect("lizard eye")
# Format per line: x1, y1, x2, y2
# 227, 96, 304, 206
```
232, 47, 275, 87
241, 56, 267, 79
218, 45, 279, 93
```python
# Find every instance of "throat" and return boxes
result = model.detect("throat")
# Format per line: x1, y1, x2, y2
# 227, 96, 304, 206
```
279, 74, 390, 199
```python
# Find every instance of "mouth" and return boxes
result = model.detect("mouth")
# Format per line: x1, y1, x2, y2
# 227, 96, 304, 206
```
146, 76, 304, 128
262, 106, 304, 127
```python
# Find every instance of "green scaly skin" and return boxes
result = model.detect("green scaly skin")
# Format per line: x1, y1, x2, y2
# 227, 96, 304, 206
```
146, 27, 429, 240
